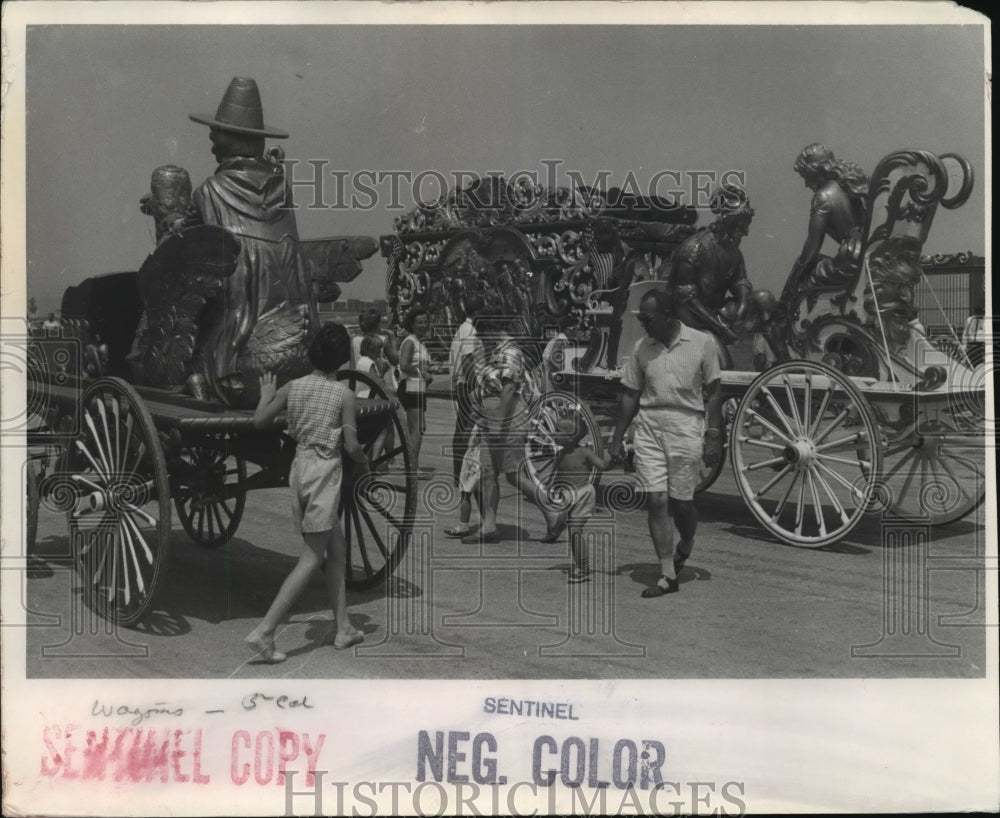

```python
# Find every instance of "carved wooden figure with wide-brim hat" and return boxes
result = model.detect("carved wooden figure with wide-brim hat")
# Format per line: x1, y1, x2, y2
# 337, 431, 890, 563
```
123, 75, 379, 407
189, 76, 289, 139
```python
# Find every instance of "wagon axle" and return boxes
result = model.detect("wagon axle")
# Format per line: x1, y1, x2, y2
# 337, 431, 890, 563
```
185, 461, 228, 507
782, 438, 818, 467
78, 479, 147, 515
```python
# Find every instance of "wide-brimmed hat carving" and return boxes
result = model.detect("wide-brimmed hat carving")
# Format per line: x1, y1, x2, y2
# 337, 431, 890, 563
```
189, 76, 288, 138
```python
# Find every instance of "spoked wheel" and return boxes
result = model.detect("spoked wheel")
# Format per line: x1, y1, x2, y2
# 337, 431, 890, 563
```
877, 422, 985, 526
172, 442, 247, 547
731, 361, 881, 547
819, 333, 881, 378
524, 391, 604, 494
63, 377, 170, 625
335, 369, 415, 588
694, 398, 738, 494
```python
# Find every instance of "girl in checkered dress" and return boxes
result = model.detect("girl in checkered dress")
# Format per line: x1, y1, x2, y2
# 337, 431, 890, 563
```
246, 323, 370, 662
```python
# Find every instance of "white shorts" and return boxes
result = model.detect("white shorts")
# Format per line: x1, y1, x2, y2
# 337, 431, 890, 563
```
290, 448, 344, 533
632, 408, 704, 500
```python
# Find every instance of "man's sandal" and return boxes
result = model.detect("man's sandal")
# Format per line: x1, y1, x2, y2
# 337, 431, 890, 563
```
641, 576, 679, 598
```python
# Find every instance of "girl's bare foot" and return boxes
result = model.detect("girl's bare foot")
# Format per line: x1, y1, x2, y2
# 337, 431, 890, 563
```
333, 626, 365, 650
245, 629, 287, 664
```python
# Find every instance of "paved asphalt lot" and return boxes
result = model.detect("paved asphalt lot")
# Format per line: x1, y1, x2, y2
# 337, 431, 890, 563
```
25, 395, 987, 680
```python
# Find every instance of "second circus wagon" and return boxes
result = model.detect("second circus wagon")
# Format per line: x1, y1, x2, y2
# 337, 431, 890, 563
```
381, 148, 986, 548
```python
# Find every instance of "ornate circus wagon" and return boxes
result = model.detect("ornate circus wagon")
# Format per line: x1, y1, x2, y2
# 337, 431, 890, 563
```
381, 149, 986, 548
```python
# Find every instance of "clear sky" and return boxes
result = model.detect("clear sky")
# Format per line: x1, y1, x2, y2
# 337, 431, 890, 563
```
22, 21, 987, 314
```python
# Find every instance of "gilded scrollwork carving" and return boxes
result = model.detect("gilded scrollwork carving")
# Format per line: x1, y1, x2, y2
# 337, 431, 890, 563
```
862, 235, 923, 353
920, 250, 977, 267
383, 174, 699, 347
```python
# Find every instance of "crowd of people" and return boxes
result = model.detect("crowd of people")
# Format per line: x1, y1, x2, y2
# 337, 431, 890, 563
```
244, 286, 727, 661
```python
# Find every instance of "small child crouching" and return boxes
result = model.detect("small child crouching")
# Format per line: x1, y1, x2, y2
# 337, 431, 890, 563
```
540, 414, 612, 583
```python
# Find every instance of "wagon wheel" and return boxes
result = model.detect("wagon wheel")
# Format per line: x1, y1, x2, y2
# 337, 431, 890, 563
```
525, 391, 604, 494
335, 369, 415, 588
694, 449, 726, 493
875, 422, 985, 526
819, 332, 881, 378
694, 397, 738, 494
731, 361, 881, 547
64, 377, 171, 625
172, 443, 247, 547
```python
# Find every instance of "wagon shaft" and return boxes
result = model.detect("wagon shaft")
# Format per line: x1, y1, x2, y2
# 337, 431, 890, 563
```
171, 398, 398, 433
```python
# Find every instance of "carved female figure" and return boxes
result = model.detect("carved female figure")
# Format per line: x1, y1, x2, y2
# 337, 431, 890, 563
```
783, 143, 869, 300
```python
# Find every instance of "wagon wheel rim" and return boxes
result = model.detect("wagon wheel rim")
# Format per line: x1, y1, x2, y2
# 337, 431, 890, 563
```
336, 368, 415, 588
694, 397, 737, 494
731, 361, 881, 547
172, 443, 247, 547
694, 443, 726, 493
65, 377, 171, 625
524, 391, 604, 495
875, 424, 985, 526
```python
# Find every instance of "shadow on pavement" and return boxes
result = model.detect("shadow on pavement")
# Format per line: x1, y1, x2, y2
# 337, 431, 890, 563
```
720, 523, 873, 555
264, 612, 382, 661
131, 608, 192, 638
118, 534, 405, 635
691, 488, 759, 522
616, 561, 713, 589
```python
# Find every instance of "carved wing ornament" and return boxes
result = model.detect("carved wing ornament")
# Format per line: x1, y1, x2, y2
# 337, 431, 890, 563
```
130, 225, 241, 387
237, 302, 311, 379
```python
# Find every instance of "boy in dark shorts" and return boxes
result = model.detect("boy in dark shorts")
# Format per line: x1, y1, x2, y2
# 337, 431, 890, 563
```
540, 414, 612, 582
